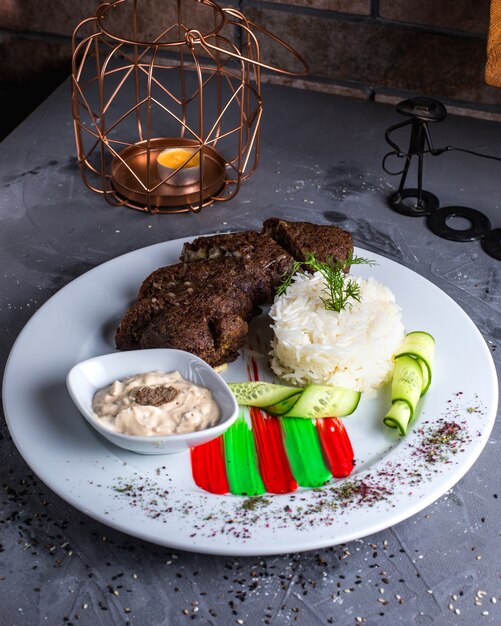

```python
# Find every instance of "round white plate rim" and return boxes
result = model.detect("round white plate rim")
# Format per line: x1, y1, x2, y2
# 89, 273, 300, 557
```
3, 237, 498, 556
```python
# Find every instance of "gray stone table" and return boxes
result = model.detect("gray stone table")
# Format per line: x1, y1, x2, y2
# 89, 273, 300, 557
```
1, 78, 500, 626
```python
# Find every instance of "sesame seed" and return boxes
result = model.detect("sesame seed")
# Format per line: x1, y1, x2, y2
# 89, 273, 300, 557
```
482, 611, 489, 616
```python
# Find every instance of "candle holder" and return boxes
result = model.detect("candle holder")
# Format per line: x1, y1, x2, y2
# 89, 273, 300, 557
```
71, 0, 307, 213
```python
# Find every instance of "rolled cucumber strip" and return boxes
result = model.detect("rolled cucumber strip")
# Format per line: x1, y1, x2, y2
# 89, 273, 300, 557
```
228, 381, 360, 419
384, 355, 423, 435
394, 331, 435, 395
228, 382, 300, 408
383, 400, 412, 437
265, 392, 302, 416
282, 384, 361, 419
391, 355, 422, 416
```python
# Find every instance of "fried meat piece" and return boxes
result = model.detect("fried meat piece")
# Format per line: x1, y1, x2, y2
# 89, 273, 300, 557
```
180, 231, 293, 303
262, 218, 353, 270
181, 231, 270, 262
115, 292, 175, 351
138, 257, 262, 308
115, 285, 254, 354
139, 308, 248, 367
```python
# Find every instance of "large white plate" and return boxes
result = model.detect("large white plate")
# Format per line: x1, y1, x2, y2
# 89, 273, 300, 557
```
3, 238, 498, 556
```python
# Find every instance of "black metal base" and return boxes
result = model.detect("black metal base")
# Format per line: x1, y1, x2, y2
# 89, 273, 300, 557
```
481, 228, 501, 261
427, 206, 491, 242
389, 189, 439, 217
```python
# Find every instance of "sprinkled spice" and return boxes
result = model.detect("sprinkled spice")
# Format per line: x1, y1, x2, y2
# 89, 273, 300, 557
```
412, 420, 470, 465
239, 496, 271, 512
104, 393, 484, 541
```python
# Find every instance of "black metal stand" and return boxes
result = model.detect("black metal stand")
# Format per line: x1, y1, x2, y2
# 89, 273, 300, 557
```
382, 96, 501, 260
383, 96, 446, 216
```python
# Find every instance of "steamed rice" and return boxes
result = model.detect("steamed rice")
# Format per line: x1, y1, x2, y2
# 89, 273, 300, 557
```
269, 272, 404, 396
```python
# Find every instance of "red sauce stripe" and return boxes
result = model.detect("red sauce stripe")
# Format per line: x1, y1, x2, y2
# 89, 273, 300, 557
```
316, 417, 355, 478
190, 436, 229, 495
249, 406, 297, 494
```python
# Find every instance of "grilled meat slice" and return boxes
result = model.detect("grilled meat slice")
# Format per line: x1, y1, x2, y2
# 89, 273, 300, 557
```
180, 231, 270, 262
138, 257, 262, 309
115, 292, 174, 351
139, 308, 248, 367
262, 218, 353, 270
116, 285, 254, 353
180, 231, 294, 303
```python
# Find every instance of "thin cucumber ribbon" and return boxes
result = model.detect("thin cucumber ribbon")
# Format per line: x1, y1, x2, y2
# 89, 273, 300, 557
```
383, 331, 435, 436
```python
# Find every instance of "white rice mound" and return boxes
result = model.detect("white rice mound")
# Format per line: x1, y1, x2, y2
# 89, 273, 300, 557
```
269, 272, 405, 396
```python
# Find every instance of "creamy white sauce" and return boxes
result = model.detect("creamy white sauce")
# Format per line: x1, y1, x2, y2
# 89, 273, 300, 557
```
92, 370, 220, 437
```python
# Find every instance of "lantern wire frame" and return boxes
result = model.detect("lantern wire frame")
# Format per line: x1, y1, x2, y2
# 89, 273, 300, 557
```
71, 0, 308, 213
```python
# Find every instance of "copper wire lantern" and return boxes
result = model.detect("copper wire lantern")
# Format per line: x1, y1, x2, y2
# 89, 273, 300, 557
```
71, 0, 307, 213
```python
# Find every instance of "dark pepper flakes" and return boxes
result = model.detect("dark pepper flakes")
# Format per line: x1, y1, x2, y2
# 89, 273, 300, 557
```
105, 393, 479, 543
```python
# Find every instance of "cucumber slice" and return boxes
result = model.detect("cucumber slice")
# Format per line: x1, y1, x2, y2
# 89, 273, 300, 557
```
391, 355, 423, 419
265, 392, 302, 416
418, 358, 430, 396
228, 382, 300, 408
395, 331, 435, 395
383, 400, 412, 436
282, 384, 361, 419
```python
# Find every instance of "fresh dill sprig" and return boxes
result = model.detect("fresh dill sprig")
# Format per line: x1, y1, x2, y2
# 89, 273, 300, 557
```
276, 259, 304, 297
276, 252, 376, 312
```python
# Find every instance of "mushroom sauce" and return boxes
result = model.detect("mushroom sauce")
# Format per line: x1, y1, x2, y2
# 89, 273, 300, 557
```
92, 370, 220, 436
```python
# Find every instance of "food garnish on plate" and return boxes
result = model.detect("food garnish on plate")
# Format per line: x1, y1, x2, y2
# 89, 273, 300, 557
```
383, 331, 435, 435
113, 219, 435, 495
269, 251, 404, 397
92, 370, 220, 437
115, 219, 353, 367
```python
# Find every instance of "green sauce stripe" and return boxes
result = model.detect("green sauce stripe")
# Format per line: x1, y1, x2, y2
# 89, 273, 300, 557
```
280, 417, 331, 487
224, 412, 265, 496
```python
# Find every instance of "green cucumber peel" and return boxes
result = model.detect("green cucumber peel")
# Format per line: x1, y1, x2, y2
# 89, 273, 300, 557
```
282, 384, 360, 419
264, 392, 302, 416
228, 381, 360, 419
418, 358, 430, 395
391, 355, 423, 418
383, 331, 435, 437
227, 382, 300, 408
394, 331, 435, 395
383, 400, 412, 436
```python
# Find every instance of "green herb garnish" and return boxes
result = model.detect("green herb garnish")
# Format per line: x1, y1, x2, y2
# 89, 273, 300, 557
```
276, 252, 376, 312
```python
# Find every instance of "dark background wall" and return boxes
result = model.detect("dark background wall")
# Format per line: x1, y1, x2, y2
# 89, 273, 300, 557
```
1, 0, 500, 141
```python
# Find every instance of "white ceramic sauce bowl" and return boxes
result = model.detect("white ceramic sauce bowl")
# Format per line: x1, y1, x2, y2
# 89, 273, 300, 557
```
66, 348, 238, 455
